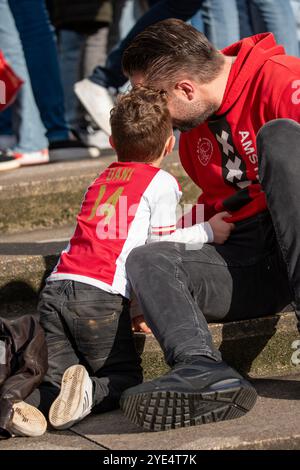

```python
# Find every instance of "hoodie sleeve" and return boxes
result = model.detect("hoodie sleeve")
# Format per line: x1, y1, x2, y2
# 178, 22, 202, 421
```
264, 57, 300, 122
275, 78, 300, 122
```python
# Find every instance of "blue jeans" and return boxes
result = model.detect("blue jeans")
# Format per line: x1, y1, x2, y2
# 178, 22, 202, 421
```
237, 0, 299, 57
7, 0, 69, 142
191, 0, 240, 49
91, 0, 202, 90
58, 31, 82, 129
0, 0, 47, 152
58, 27, 109, 128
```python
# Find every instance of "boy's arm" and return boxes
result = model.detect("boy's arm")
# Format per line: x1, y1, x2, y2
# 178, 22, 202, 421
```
130, 292, 152, 333
146, 172, 214, 244
149, 221, 214, 244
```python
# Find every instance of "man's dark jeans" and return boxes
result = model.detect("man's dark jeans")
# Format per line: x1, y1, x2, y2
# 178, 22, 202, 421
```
126, 119, 298, 367
26, 280, 142, 416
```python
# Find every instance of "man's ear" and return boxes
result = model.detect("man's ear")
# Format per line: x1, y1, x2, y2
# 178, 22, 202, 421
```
109, 135, 115, 149
174, 80, 195, 101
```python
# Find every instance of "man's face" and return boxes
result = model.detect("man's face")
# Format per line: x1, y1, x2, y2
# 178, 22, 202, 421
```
167, 94, 217, 132
130, 73, 217, 132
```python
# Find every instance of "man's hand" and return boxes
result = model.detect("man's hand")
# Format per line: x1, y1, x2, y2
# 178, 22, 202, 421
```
131, 315, 152, 334
209, 211, 235, 244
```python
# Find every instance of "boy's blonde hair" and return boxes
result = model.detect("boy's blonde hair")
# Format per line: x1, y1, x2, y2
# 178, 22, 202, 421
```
110, 85, 172, 163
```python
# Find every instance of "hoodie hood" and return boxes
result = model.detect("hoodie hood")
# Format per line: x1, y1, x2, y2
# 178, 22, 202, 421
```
217, 33, 285, 115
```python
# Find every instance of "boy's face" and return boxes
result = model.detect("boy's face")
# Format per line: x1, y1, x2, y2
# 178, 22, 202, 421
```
130, 73, 217, 132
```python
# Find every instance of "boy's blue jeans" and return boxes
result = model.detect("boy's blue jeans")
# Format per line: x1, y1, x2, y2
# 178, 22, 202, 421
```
26, 280, 142, 416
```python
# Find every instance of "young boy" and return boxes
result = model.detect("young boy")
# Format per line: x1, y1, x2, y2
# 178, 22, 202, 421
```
19, 86, 233, 435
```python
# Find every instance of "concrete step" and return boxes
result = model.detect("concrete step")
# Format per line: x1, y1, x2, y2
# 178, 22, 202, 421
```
0, 152, 198, 234
1, 373, 300, 450
0, 226, 299, 378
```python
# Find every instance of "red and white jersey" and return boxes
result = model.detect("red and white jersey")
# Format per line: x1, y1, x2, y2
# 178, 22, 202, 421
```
49, 162, 182, 298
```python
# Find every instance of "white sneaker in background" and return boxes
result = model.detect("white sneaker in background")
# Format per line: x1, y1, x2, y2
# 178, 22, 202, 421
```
49, 364, 93, 430
14, 148, 49, 166
10, 401, 47, 437
49, 138, 100, 161
0, 151, 20, 172
74, 79, 114, 136
77, 128, 111, 151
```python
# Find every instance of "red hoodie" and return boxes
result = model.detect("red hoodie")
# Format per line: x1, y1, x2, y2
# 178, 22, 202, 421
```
179, 33, 300, 223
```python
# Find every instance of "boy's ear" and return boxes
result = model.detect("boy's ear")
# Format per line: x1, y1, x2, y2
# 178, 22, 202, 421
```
165, 134, 176, 154
109, 135, 115, 149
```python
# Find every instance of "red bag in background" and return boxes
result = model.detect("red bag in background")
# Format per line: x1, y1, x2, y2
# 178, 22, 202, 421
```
0, 50, 23, 112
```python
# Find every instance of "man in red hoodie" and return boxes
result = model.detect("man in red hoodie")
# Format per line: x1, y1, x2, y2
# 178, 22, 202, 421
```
118, 19, 300, 432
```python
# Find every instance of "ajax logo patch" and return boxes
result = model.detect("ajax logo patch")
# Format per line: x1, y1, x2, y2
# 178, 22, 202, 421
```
197, 137, 213, 166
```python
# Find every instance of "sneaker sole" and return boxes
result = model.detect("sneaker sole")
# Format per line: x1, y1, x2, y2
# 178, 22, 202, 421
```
49, 147, 100, 161
120, 379, 257, 432
0, 159, 20, 172
11, 402, 47, 437
49, 364, 90, 430
18, 155, 49, 166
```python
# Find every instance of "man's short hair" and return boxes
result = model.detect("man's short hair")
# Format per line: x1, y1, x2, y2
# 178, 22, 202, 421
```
122, 18, 225, 87
110, 85, 172, 163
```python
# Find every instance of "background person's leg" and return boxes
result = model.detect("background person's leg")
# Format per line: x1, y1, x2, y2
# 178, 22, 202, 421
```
200, 0, 240, 49
91, 0, 203, 89
76, 0, 202, 134
8, 0, 69, 142
236, 0, 254, 38
0, 0, 47, 156
58, 30, 82, 130
257, 118, 300, 332
250, 0, 299, 57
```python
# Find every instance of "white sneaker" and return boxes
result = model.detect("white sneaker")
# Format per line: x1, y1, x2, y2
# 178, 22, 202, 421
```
14, 148, 49, 166
10, 401, 47, 437
74, 79, 114, 135
49, 138, 100, 161
49, 365, 93, 430
76, 128, 111, 150
0, 151, 20, 172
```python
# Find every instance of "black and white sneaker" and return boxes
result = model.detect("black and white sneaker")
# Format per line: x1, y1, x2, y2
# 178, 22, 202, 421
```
120, 358, 257, 432
0, 150, 20, 172
49, 365, 93, 430
49, 138, 100, 162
